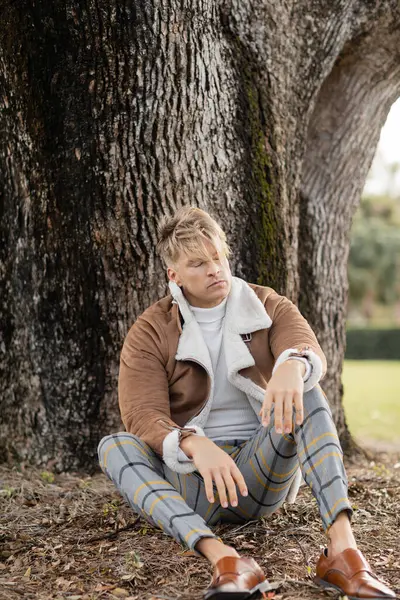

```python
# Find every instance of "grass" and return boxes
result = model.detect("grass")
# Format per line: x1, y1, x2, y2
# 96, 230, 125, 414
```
342, 360, 400, 445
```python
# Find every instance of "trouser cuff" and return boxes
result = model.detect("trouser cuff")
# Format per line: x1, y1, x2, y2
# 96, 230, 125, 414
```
187, 532, 221, 557
323, 500, 354, 532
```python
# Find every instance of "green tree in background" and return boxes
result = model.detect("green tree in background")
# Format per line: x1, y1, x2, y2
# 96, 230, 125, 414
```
348, 177, 400, 325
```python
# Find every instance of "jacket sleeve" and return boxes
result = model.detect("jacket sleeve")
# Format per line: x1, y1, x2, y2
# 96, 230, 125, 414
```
118, 315, 203, 473
265, 291, 327, 391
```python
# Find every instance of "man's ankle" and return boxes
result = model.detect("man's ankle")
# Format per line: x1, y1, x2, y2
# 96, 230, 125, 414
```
327, 510, 357, 557
195, 537, 240, 566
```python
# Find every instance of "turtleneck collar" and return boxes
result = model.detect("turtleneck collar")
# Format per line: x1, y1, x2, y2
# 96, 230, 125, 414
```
188, 296, 228, 323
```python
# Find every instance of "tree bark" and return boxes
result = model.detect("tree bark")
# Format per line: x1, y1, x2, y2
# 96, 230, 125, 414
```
299, 16, 400, 448
0, 0, 399, 470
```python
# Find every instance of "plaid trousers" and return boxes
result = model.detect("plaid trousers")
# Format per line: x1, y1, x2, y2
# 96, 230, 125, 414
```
98, 385, 352, 553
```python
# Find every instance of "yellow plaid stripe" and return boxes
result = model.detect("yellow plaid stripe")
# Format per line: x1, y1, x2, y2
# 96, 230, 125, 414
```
298, 432, 339, 459
204, 493, 219, 521
324, 497, 349, 519
149, 494, 185, 516
229, 503, 254, 520
282, 433, 295, 444
259, 447, 299, 479
133, 480, 168, 504
102, 440, 149, 468
250, 459, 293, 492
184, 528, 216, 542
304, 452, 342, 477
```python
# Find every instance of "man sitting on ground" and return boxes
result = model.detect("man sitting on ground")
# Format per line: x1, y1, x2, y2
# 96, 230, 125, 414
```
98, 206, 394, 600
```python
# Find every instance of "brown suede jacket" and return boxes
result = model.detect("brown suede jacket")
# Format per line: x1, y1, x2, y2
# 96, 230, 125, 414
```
118, 276, 327, 474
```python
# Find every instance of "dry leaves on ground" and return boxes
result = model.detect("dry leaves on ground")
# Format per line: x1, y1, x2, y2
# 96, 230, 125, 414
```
0, 452, 399, 600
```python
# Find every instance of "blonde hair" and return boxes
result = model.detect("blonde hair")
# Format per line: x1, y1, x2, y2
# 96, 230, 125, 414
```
156, 206, 231, 268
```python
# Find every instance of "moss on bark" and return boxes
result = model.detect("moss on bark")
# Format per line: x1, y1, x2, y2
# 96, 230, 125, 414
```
227, 32, 287, 292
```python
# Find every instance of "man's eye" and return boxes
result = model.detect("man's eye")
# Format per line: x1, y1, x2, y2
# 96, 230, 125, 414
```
192, 256, 220, 267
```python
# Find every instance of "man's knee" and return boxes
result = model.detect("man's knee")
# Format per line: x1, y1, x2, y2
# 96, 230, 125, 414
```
303, 385, 333, 418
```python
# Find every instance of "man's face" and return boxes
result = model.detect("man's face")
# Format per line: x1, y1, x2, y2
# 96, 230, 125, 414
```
167, 237, 232, 308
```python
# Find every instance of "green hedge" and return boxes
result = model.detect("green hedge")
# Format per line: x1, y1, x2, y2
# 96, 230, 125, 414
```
345, 328, 400, 360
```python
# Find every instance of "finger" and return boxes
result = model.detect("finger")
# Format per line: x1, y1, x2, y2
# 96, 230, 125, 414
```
273, 392, 284, 433
293, 391, 304, 426
231, 464, 248, 497
222, 468, 238, 507
284, 392, 294, 433
213, 471, 228, 508
262, 389, 274, 426
202, 470, 214, 503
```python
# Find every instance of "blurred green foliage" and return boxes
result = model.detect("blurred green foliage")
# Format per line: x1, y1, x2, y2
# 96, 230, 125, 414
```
348, 189, 400, 324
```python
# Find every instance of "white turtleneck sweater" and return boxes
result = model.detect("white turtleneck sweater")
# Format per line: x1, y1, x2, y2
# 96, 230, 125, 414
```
189, 297, 260, 441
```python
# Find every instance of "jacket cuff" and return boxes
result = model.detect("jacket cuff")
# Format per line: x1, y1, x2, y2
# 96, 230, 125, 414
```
162, 426, 205, 474
272, 348, 323, 392
285, 356, 312, 382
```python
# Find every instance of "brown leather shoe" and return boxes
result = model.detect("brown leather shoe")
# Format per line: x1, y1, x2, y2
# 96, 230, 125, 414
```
315, 548, 396, 599
203, 556, 269, 599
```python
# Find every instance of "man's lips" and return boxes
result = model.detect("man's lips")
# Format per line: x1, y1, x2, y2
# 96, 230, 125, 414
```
208, 280, 226, 287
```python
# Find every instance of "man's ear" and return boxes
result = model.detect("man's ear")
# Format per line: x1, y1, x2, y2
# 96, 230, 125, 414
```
167, 267, 181, 286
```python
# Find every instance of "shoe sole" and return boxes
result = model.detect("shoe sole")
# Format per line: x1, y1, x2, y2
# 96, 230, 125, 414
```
203, 579, 271, 600
314, 576, 394, 600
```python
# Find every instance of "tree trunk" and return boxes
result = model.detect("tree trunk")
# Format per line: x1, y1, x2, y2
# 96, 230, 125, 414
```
299, 21, 400, 449
1, 1, 399, 470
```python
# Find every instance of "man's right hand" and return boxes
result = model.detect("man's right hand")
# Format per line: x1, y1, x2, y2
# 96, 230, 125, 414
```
179, 435, 248, 508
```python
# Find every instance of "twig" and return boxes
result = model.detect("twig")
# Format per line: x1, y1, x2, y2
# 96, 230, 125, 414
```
81, 516, 141, 544
0, 582, 26, 595
291, 535, 310, 566
224, 520, 259, 535
281, 577, 321, 589
270, 526, 316, 537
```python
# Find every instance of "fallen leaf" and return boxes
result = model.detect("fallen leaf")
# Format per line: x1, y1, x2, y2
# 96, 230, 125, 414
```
55, 576, 73, 589
112, 589, 130, 598
121, 574, 136, 581
23, 566, 31, 579
94, 584, 117, 592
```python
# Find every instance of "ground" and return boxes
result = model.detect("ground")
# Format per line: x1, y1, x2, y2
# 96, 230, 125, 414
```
1, 451, 399, 600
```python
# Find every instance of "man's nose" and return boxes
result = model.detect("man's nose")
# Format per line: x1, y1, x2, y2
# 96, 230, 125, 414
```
208, 261, 221, 275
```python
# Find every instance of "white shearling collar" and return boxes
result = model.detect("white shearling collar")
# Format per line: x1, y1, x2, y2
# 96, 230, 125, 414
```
168, 276, 272, 333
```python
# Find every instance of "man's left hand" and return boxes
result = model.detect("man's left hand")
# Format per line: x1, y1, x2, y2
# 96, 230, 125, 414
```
259, 360, 305, 434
